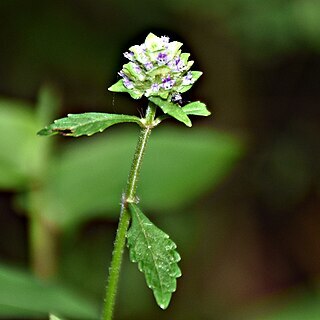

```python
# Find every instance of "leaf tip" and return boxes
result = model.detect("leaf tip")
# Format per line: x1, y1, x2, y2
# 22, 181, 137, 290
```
155, 292, 172, 310
159, 303, 169, 310
37, 127, 54, 136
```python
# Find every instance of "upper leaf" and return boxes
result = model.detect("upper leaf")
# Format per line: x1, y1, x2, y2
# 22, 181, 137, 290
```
148, 97, 192, 127
37, 113, 142, 137
182, 101, 211, 116
127, 204, 181, 310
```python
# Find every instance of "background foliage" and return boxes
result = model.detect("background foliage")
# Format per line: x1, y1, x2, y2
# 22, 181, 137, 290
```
0, 0, 319, 319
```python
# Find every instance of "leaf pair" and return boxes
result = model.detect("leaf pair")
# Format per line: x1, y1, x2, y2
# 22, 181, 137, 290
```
149, 97, 210, 127
127, 204, 181, 310
37, 100, 210, 138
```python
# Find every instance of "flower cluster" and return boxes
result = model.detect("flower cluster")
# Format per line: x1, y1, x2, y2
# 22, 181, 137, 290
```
109, 33, 202, 101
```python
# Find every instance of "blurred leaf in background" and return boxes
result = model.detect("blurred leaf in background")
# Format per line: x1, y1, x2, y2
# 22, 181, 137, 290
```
0, 264, 98, 319
242, 287, 320, 320
0, 99, 41, 189
42, 126, 243, 229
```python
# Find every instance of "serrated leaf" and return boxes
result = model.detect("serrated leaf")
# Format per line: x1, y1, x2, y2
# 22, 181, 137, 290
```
37, 113, 142, 137
108, 79, 143, 99
148, 97, 192, 127
127, 204, 181, 310
182, 101, 211, 116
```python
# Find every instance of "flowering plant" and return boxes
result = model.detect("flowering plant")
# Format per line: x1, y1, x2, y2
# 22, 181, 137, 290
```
109, 33, 202, 102
39, 33, 210, 320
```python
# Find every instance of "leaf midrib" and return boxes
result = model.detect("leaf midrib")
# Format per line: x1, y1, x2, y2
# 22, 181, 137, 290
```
134, 209, 166, 297
59, 114, 140, 130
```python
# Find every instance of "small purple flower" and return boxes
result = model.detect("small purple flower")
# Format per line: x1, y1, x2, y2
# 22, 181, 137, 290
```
144, 61, 154, 71
168, 58, 185, 72
145, 83, 160, 96
134, 44, 146, 54
160, 36, 170, 49
182, 72, 194, 85
157, 52, 168, 65
132, 63, 142, 74
151, 83, 160, 92
118, 70, 125, 77
123, 77, 134, 89
162, 76, 175, 90
161, 36, 170, 43
123, 51, 134, 61
176, 59, 185, 71
172, 93, 182, 103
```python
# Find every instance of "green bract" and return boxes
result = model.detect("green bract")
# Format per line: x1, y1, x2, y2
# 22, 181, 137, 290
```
108, 33, 203, 101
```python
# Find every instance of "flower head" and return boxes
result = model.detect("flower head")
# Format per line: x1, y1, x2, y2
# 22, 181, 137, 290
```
109, 33, 202, 101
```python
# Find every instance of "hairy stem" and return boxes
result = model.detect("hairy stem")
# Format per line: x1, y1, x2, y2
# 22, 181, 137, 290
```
102, 103, 156, 320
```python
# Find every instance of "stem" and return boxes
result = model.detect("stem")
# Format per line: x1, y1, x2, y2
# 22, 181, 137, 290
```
102, 103, 156, 320
29, 209, 57, 279
29, 85, 60, 279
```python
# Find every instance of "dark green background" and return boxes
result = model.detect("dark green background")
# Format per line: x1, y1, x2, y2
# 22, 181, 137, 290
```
0, 0, 320, 319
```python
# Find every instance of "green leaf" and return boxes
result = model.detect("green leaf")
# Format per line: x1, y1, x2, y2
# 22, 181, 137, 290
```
0, 99, 41, 189
108, 79, 129, 93
180, 53, 190, 64
182, 101, 211, 116
38, 113, 142, 137
148, 97, 192, 127
127, 204, 181, 310
0, 264, 98, 318
144, 33, 163, 52
108, 79, 143, 99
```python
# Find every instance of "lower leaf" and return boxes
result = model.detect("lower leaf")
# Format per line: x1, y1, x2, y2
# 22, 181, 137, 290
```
127, 204, 181, 309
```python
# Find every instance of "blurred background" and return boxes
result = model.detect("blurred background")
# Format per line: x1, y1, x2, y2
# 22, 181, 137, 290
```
0, 0, 320, 319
